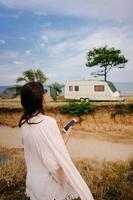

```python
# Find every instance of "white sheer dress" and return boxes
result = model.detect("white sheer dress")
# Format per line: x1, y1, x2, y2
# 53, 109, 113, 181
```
20, 114, 94, 200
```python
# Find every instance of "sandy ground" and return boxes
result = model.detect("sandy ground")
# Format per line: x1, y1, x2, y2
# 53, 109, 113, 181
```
0, 126, 133, 161
67, 138, 133, 161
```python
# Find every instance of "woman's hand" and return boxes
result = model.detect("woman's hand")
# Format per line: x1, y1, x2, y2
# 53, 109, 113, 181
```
62, 127, 72, 145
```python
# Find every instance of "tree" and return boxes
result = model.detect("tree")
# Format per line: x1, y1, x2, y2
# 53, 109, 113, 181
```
16, 69, 47, 84
49, 82, 63, 101
86, 46, 128, 81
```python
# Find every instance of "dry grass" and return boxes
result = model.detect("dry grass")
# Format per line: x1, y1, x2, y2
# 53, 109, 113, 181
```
0, 148, 133, 200
74, 159, 133, 200
0, 96, 133, 109
0, 108, 133, 143
0, 99, 21, 109
49, 111, 133, 143
0, 112, 21, 127
0, 148, 26, 200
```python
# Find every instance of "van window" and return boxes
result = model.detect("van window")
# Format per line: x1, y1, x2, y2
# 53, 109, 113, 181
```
94, 85, 104, 92
69, 86, 73, 91
75, 85, 79, 91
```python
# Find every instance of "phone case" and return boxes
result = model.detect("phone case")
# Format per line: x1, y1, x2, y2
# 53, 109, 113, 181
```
63, 118, 77, 133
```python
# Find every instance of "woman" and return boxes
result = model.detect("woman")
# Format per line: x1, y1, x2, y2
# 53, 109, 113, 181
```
19, 81, 94, 200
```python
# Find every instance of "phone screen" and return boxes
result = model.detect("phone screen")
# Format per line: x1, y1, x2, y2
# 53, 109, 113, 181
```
63, 118, 77, 133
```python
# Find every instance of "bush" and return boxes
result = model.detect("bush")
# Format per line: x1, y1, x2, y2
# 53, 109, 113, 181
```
128, 103, 133, 113
111, 103, 133, 118
74, 159, 133, 200
0, 158, 26, 194
60, 102, 95, 117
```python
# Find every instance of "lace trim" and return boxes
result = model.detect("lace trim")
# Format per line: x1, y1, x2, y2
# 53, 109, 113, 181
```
63, 192, 80, 200
26, 184, 80, 200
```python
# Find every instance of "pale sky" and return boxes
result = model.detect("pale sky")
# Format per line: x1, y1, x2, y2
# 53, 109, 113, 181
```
0, 0, 133, 85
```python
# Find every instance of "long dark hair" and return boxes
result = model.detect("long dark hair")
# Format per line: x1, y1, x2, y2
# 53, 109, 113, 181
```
19, 82, 45, 127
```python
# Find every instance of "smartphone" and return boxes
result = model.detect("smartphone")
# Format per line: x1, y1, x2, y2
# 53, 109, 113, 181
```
63, 118, 77, 133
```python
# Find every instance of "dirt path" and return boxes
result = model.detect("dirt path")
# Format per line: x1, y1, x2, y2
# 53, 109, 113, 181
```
0, 126, 22, 148
0, 126, 133, 161
67, 138, 133, 161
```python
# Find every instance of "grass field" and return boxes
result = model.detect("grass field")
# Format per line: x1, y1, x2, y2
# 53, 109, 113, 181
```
0, 99, 133, 143
0, 148, 133, 200
0, 96, 133, 109
0, 98, 133, 199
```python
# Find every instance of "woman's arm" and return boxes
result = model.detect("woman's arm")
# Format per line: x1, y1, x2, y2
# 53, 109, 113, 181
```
56, 166, 65, 185
62, 128, 71, 145
54, 165, 71, 187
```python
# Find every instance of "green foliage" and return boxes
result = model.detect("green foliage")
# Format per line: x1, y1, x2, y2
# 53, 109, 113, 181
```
49, 82, 63, 101
34, 69, 48, 84
86, 46, 128, 81
16, 69, 47, 84
51, 82, 63, 94
60, 102, 95, 117
111, 103, 133, 118
128, 103, 133, 113
112, 164, 128, 176
111, 104, 126, 118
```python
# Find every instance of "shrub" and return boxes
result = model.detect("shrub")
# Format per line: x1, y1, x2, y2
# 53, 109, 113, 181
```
0, 158, 26, 194
60, 102, 95, 117
112, 164, 128, 175
74, 159, 133, 200
128, 103, 133, 113
111, 103, 133, 118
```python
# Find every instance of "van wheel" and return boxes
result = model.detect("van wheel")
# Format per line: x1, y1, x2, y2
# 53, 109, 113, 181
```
85, 98, 90, 102
80, 98, 84, 102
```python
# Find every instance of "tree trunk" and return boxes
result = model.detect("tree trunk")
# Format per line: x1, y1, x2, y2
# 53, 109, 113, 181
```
104, 67, 107, 81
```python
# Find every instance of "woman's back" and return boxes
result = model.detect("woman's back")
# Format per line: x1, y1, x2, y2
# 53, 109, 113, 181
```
19, 82, 94, 200
21, 114, 80, 200
21, 115, 48, 173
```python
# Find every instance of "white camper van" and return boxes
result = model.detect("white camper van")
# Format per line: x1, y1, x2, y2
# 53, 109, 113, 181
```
64, 80, 123, 101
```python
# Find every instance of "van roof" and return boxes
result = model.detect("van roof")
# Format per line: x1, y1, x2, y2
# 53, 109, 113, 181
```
65, 79, 106, 83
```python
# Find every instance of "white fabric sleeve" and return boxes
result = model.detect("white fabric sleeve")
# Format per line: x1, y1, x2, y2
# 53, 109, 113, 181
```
33, 117, 94, 200
46, 118, 94, 200
41, 145, 62, 184
32, 120, 65, 185
42, 144, 59, 171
